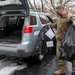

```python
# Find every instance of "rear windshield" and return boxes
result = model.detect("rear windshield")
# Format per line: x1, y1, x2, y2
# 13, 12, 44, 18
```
0, 14, 25, 28
0, 0, 21, 6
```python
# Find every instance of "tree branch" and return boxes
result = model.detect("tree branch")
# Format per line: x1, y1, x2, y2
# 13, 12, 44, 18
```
64, 0, 71, 5
49, 0, 55, 10
59, 0, 63, 4
41, 0, 44, 12
28, 0, 35, 9
33, 0, 37, 10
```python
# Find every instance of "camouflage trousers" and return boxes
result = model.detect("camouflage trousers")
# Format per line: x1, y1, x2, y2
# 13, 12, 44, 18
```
56, 40, 64, 66
56, 40, 75, 66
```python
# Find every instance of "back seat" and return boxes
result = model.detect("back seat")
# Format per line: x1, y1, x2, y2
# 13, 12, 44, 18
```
6, 16, 24, 30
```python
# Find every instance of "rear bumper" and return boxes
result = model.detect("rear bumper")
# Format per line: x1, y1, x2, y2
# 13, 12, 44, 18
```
0, 43, 33, 57
0, 49, 33, 57
17, 50, 33, 57
0, 49, 17, 57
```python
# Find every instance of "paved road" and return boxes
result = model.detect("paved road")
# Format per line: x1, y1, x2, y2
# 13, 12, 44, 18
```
13, 54, 75, 75
0, 56, 27, 75
13, 55, 59, 75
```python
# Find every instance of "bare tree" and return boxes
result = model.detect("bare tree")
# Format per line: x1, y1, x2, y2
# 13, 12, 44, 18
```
33, 0, 37, 10
59, 0, 63, 4
41, 0, 75, 16
28, 0, 35, 9
64, 0, 71, 5
44, 0, 75, 11
28, 0, 75, 15
27, 0, 44, 12
41, 0, 44, 12
49, 0, 55, 10
28, 0, 42, 11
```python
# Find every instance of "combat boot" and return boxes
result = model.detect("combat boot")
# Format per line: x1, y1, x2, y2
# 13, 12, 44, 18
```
54, 65, 65, 75
72, 61, 75, 71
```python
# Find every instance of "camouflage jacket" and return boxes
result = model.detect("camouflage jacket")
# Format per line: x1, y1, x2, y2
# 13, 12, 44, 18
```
51, 12, 75, 42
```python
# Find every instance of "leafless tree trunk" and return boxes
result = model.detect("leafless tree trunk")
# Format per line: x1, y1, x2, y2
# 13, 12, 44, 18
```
49, 0, 55, 10
33, 0, 37, 10
28, 0, 35, 9
64, 0, 71, 5
41, 0, 44, 12
27, 0, 75, 15
45, 0, 73, 10
59, 0, 63, 4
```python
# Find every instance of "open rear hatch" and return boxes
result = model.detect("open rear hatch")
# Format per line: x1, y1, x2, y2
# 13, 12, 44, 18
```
0, 0, 29, 45
0, 0, 29, 16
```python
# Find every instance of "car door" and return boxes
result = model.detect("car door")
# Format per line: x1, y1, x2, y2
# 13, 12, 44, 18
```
29, 13, 41, 51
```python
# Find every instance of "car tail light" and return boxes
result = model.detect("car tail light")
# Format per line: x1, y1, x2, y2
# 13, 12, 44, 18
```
17, 50, 25, 57
24, 26, 33, 33
17, 50, 24, 52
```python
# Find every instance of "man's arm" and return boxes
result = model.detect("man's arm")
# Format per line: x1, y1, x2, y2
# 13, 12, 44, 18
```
47, 22, 57, 28
71, 16, 75, 26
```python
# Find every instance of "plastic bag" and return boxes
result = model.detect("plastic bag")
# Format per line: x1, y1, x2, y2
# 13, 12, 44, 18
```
59, 25, 75, 61
34, 25, 56, 55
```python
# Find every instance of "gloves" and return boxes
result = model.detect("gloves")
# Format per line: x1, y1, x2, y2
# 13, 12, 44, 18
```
66, 20, 73, 25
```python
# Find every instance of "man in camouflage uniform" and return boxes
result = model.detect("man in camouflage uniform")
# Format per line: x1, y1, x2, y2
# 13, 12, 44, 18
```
48, 5, 75, 75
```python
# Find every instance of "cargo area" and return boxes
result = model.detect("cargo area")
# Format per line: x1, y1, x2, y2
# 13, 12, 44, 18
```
0, 15, 24, 44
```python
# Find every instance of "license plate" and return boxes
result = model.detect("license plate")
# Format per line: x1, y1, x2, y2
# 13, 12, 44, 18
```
46, 41, 53, 47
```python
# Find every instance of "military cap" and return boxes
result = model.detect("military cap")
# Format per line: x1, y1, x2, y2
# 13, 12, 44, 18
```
55, 5, 64, 11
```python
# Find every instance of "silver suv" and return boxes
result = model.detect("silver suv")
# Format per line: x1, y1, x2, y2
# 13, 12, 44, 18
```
0, 0, 54, 60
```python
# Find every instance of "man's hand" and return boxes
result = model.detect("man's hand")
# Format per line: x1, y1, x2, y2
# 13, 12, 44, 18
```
47, 22, 57, 28
73, 21, 75, 26
47, 23, 51, 26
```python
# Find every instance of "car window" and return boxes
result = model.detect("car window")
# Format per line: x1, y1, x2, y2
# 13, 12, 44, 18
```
7, 15, 24, 26
46, 15, 54, 23
30, 14, 37, 25
39, 14, 49, 24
